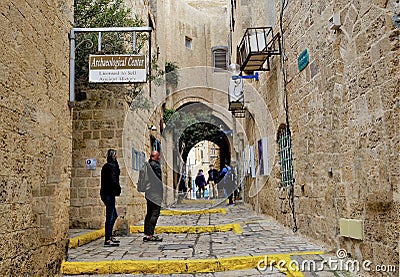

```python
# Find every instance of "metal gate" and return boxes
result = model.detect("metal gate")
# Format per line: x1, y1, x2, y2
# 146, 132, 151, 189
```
278, 125, 294, 188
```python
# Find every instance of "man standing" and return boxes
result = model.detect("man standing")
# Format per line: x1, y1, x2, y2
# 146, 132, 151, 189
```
101, 149, 121, 247
207, 164, 219, 199
143, 150, 163, 242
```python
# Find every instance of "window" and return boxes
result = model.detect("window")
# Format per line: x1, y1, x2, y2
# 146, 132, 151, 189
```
212, 46, 228, 71
278, 125, 294, 188
132, 148, 145, 171
185, 36, 192, 49
152, 139, 161, 153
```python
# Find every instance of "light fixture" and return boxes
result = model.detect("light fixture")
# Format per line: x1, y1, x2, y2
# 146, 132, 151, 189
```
228, 63, 246, 117
228, 63, 240, 75
148, 125, 157, 131
229, 62, 259, 81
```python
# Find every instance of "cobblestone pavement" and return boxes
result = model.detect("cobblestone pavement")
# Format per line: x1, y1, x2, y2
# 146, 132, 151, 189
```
65, 201, 359, 276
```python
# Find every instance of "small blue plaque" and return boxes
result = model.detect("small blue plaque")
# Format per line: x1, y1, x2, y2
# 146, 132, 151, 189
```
297, 49, 309, 71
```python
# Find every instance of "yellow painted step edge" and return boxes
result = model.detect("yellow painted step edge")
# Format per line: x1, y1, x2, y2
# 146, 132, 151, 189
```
61, 251, 324, 276
129, 223, 242, 234
181, 199, 216, 204
68, 223, 241, 249
68, 228, 105, 249
160, 208, 227, 215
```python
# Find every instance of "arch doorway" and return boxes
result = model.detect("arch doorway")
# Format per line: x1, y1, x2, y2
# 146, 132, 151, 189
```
162, 102, 233, 205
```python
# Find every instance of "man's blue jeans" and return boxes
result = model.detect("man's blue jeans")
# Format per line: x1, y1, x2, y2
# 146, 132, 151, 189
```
101, 195, 118, 241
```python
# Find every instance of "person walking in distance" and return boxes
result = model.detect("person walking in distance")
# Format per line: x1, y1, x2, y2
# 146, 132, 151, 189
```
219, 162, 235, 205
100, 149, 121, 247
143, 150, 164, 242
207, 164, 219, 199
195, 169, 207, 198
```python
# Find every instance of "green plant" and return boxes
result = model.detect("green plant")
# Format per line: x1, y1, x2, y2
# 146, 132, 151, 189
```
162, 108, 221, 153
148, 54, 165, 86
165, 61, 179, 87
162, 108, 176, 123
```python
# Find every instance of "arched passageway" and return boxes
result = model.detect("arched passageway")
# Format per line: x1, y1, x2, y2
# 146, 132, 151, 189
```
163, 102, 232, 194
160, 102, 233, 205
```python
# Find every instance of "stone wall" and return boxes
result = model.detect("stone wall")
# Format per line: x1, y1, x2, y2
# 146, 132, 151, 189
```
164, 0, 229, 69
232, 0, 399, 270
0, 0, 73, 275
69, 1, 159, 231
70, 85, 149, 230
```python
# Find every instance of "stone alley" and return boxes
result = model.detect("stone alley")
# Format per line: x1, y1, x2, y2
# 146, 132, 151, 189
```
1, 0, 399, 276
63, 201, 362, 276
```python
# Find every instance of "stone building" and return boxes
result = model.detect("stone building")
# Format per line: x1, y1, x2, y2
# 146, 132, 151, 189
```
187, 141, 221, 179
0, 0, 73, 276
229, 0, 399, 270
2, 0, 398, 275
69, 0, 234, 229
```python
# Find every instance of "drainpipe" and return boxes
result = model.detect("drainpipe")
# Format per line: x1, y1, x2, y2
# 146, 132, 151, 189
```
69, 28, 75, 103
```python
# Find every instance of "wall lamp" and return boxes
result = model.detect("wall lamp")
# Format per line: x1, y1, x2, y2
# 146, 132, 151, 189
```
232, 72, 259, 81
229, 63, 259, 81
148, 125, 157, 131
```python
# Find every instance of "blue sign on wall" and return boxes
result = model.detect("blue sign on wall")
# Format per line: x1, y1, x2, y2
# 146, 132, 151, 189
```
297, 49, 309, 71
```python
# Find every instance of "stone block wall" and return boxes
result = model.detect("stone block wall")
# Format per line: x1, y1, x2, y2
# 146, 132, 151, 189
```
233, 0, 399, 270
280, 1, 399, 267
0, 0, 73, 275
70, 86, 148, 231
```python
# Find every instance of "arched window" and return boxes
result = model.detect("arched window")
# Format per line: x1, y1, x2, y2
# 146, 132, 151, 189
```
212, 46, 228, 71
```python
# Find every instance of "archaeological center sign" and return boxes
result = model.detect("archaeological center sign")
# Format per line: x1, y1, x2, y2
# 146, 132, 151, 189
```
88, 54, 147, 83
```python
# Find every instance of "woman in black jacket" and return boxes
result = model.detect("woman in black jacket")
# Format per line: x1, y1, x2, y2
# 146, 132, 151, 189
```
100, 149, 121, 247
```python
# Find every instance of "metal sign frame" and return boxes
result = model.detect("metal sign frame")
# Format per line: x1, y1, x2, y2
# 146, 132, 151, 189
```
69, 27, 152, 102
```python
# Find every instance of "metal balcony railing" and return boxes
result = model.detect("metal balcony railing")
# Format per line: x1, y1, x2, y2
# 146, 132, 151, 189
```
237, 27, 281, 72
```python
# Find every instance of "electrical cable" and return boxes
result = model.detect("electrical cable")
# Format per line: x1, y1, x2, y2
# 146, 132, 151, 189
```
279, 0, 297, 233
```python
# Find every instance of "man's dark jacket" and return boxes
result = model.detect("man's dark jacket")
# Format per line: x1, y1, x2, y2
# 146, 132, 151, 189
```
146, 159, 163, 206
100, 160, 121, 197
207, 168, 219, 183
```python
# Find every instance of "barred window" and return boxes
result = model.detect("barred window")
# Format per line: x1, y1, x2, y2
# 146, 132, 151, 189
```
278, 125, 294, 188
212, 46, 228, 71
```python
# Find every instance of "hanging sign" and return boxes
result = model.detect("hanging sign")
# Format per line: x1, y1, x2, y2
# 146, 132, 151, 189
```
228, 78, 244, 111
297, 49, 309, 71
250, 145, 256, 178
89, 54, 147, 83
257, 137, 268, 176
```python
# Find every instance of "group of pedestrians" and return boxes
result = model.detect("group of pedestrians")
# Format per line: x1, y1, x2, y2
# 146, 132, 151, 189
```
100, 149, 163, 247
100, 148, 241, 247
194, 162, 240, 205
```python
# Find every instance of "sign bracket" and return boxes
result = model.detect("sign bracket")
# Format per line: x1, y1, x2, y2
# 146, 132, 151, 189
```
69, 27, 152, 102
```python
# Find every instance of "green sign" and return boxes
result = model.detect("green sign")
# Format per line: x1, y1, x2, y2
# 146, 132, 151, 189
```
297, 49, 309, 71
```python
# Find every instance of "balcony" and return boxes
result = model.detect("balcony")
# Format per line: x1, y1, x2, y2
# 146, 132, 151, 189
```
237, 27, 281, 72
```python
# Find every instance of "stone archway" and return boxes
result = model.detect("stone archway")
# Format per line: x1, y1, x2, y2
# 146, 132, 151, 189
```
159, 99, 234, 205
